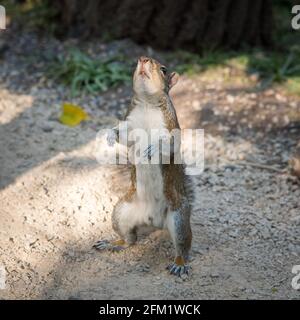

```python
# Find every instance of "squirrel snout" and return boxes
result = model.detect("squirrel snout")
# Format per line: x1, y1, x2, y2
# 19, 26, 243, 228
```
139, 56, 150, 64
137, 56, 151, 78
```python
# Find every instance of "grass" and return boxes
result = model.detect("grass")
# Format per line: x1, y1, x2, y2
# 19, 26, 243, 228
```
48, 49, 132, 96
51, 46, 299, 96
248, 48, 300, 87
286, 77, 300, 95
170, 47, 300, 95
171, 50, 228, 75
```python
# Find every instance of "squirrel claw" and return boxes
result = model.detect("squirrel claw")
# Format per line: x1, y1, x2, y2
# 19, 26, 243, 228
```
93, 239, 126, 252
167, 263, 190, 277
93, 240, 110, 250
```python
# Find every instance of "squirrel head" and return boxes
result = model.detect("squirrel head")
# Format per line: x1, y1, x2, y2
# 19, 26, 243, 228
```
133, 56, 179, 99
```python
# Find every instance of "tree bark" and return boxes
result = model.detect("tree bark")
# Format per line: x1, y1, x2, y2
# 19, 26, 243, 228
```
52, 0, 274, 51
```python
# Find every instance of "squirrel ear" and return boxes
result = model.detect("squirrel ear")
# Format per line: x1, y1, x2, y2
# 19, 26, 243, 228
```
168, 72, 179, 90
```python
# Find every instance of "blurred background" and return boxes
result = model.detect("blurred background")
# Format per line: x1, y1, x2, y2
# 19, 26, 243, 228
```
1, 0, 300, 95
0, 0, 300, 300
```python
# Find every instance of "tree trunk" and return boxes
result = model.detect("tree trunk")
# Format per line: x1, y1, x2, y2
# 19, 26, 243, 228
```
52, 0, 274, 51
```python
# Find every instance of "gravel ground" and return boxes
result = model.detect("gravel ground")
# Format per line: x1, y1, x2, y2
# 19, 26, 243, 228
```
0, 31, 299, 299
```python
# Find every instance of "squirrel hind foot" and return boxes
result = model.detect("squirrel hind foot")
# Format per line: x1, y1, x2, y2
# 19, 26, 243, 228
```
167, 256, 191, 277
93, 239, 127, 252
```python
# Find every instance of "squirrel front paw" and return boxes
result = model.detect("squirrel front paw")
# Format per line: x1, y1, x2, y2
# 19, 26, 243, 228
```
143, 144, 157, 160
167, 256, 190, 277
107, 129, 118, 147
143, 133, 172, 161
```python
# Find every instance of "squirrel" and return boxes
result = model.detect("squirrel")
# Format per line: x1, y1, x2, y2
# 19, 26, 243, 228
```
94, 56, 193, 276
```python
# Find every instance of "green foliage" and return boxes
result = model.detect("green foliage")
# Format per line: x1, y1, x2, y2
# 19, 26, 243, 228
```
247, 48, 300, 87
285, 76, 300, 95
173, 51, 228, 75
48, 49, 132, 96
172, 46, 300, 94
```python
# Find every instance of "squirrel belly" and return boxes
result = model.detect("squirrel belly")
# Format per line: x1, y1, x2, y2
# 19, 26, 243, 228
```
124, 103, 168, 230
136, 164, 167, 228
115, 164, 167, 235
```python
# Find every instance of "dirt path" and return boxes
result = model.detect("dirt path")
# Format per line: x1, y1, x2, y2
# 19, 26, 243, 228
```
0, 32, 299, 299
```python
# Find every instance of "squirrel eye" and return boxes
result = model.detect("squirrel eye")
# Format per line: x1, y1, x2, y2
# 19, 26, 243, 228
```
160, 66, 167, 75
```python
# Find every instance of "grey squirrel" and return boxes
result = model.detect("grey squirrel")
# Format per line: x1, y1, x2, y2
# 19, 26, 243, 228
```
94, 56, 193, 276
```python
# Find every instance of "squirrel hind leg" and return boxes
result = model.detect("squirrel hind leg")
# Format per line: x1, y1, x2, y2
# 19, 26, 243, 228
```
93, 219, 138, 252
166, 208, 192, 276
112, 200, 139, 244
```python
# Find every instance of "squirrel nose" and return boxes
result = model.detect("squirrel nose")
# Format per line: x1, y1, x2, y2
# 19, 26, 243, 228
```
139, 56, 150, 64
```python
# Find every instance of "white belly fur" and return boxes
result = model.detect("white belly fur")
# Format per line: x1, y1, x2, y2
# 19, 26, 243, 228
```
127, 104, 167, 228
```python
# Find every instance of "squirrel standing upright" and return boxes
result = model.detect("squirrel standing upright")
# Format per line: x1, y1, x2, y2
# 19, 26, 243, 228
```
94, 56, 193, 276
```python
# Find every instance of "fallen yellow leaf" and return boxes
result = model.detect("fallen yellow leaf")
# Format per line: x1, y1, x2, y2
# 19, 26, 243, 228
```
59, 103, 89, 127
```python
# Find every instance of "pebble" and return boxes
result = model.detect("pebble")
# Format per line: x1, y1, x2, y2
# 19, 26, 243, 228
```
210, 273, 219, 278
192, 100, 201, 110
41, 124, 54, 133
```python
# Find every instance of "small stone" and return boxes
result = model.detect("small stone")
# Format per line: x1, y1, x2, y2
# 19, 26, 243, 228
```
211, 272, 219, 278
249, 229, 258, 237
192, 100, 201, 110
229, 230, 238, 238
41, 124, 53, 133
181, 274, 188, 281
227, 95, 235, 104
175, 277, 183, 283
193, 248, 205, 255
